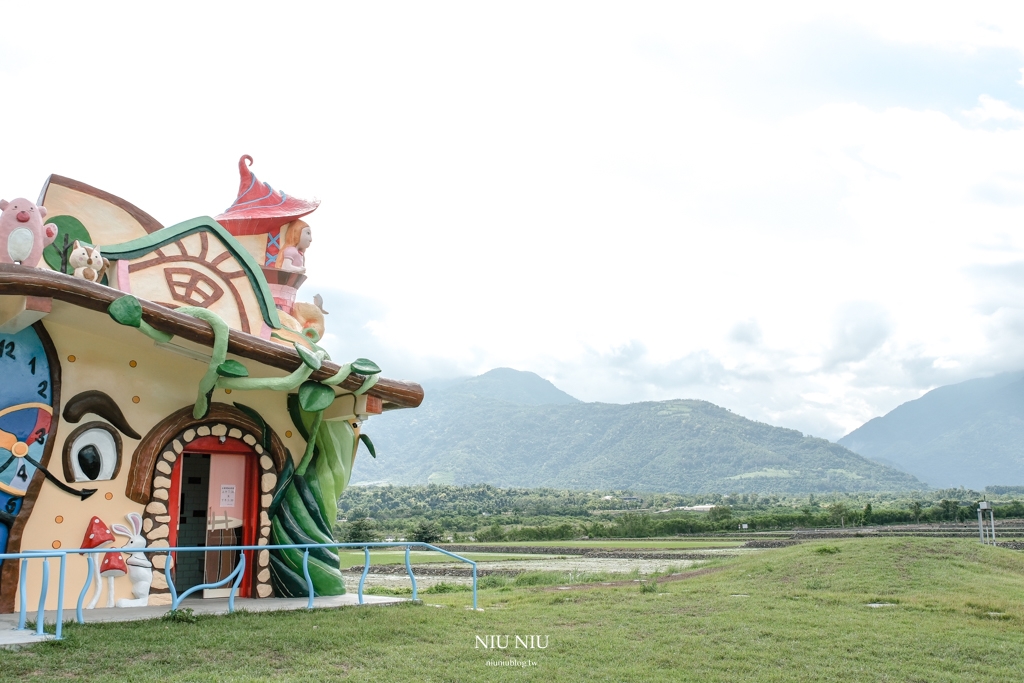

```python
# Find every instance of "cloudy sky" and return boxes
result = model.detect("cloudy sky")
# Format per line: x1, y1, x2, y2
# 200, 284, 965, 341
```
4, 2, 1024, 440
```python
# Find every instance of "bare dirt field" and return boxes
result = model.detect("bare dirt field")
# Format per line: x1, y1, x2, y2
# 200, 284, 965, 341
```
343, 546, 757, 590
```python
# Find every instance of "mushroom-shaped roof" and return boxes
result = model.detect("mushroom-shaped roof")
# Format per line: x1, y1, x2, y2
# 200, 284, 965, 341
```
214, 155, 320, 236
81, 516, 115, 549
99, 551, 128, 577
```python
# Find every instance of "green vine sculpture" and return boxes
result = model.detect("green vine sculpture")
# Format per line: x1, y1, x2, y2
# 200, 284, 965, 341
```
107, 294, 381, 597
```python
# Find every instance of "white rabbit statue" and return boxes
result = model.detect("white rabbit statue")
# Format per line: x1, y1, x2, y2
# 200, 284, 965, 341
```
112, 512, 152, 608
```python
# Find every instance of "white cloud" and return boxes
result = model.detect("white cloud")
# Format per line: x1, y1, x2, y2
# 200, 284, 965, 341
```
963, 94, 1024, 124
4, 3, 1024, 440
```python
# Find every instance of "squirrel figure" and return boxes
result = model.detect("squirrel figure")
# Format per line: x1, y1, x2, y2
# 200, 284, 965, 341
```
68, 240, 109, 283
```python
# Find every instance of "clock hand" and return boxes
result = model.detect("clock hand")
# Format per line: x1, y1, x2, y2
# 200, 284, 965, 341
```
0, 430, 16, 453
23, 454, 97, 500
0, 454, 12, 474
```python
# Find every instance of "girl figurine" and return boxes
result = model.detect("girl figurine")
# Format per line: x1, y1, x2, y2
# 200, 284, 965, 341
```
281, 220, 311, 273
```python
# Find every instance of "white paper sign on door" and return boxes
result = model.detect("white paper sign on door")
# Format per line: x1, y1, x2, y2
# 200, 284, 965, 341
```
220, 484, 236, 508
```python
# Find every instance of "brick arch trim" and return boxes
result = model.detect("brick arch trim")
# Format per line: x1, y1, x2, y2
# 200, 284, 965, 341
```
136, 404, 286, 600
125, 403, 288, 505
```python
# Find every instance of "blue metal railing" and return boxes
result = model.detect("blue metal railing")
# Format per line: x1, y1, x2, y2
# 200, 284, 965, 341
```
0, 541, 478, 640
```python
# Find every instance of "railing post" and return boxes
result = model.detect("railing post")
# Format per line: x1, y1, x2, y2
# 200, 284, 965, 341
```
228, 551, 245, 613
36, 558, 49, 636
358, 547, 370, 605
472, 563, 478, 611
166, 550, 178, 610
76, 552, 94, 624
17, 558, 28, 630
303, 549, 314, 609
55, 553, 66, 640
405, 546, 417, 601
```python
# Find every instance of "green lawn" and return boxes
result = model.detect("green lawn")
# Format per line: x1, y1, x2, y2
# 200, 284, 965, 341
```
452, 539, 744, 549
336, 551, 548, 567
4, 538, 1024, 681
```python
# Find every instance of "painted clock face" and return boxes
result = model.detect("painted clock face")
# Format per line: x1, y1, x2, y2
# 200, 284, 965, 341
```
0, 325, 53, 500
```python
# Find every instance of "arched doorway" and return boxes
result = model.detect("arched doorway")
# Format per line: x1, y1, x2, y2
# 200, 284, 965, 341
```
167, 434, 260, 597
129, 404, 288, 600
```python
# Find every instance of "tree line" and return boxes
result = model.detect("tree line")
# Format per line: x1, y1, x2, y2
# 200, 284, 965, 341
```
333, 483, 1024, 542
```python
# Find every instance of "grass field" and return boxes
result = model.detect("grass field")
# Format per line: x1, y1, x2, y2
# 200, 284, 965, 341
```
449, 539, 744, 549
3, 538, 1023, 681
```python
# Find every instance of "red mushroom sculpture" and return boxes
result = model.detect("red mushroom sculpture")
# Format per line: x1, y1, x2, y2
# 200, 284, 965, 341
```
98, 551, 128, 608
80, 516, 116, 609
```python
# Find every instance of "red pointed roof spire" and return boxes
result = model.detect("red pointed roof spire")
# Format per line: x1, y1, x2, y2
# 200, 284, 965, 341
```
214, 155, 320, 236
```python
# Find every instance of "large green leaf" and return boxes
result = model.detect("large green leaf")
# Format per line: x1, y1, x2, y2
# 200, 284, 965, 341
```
351, 358, 381, 376
359, 433, 377, 458
295, 344, 322, 371
108, 295, 143, 328
42, 215, 91, 273
217, 360, 249, 377
298, 381, 335, 412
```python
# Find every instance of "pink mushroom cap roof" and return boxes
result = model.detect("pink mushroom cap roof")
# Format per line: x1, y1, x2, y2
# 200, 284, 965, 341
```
214, 155, 319, 236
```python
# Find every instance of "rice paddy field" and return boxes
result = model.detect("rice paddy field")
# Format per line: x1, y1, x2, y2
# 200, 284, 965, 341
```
445, 539, 745, 549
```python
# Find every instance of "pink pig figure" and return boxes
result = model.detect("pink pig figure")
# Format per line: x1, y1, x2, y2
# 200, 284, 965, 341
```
0, 198, 58, 267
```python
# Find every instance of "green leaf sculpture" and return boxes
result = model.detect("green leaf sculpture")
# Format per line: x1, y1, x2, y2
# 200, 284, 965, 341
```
351, 358, 381, 376
107, 295, 143, 328
298, 380, 335, 412
42, 215, 92, 273
233, 402, 271, 450
359, 432, 377, 458
295, 344, 322, 371
216, 360, 249, 378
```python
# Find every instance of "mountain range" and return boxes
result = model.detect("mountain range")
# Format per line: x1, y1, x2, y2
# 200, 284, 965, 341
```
839, 371, 1024, 489
352, 368, 922, 493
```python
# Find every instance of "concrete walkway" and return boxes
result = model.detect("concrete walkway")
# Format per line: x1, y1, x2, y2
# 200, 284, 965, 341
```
0, 594, 405, 648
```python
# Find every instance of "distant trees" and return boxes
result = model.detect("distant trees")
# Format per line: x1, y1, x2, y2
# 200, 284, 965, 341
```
410, 521, 444, 544
332, 483, 1024, 539
910, 501, 922, 523
828, 502, 850, 526
476, 522, 506, 542
708, 506, 732, 523
343, 516, 377, 544
940, 500, 958, 521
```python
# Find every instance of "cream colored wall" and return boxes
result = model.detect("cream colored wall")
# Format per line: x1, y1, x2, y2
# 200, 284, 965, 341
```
39, 184, 150, 253
15, 303, 313, 611
234, 234, 268, 266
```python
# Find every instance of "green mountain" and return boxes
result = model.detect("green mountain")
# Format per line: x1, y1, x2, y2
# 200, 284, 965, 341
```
838, 371, 1024, 490
353, 369, 921, 493
433, 367, 579, 406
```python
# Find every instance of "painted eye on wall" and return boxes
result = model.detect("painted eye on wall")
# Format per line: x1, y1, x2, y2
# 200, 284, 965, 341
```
62, 422, 122, 483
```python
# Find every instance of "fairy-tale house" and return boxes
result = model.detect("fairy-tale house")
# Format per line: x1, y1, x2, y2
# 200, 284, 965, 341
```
0, 157, 423, 612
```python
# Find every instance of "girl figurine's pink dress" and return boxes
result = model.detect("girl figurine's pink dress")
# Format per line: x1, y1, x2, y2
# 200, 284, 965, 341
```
281, 246, 304, 270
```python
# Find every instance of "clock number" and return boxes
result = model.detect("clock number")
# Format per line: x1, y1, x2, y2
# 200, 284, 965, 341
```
37, 380, 48, 398
29, 357, 36, 375
3, 341, 14, 360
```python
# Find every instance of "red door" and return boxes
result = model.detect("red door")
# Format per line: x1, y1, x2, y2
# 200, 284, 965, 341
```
166, 436, 259, 597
